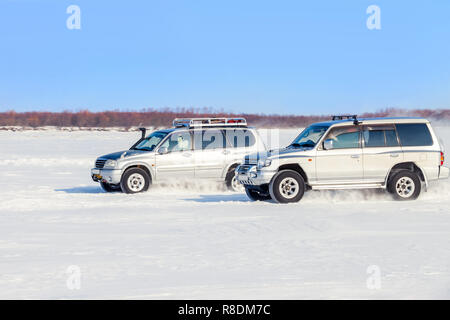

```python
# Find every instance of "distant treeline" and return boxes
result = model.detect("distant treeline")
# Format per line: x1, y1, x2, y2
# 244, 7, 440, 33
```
0, 108, 449, 128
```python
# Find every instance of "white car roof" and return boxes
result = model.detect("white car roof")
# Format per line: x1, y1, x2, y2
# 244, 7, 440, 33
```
313, 117, 430, 127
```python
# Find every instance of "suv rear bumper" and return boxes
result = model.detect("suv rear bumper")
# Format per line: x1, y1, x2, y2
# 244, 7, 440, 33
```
439, 166, 449, 179
91, 168, 122, 184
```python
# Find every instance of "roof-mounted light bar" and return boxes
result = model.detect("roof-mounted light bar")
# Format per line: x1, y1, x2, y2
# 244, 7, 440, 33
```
332, 115, 360, 125
173, 117, 247, 128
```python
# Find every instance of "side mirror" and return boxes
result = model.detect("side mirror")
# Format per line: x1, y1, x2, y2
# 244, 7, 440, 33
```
158, 147, 168, 155
323, 139, 334, 150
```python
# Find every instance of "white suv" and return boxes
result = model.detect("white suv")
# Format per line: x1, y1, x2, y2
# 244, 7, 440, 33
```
91, 118, 265, 193
236, 116, 449, 203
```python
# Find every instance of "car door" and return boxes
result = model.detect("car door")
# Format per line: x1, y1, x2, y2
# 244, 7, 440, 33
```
155, 131, 195, 180
315, 125, 363, 184
362, 124, 403, 182
193, 129, 228, 179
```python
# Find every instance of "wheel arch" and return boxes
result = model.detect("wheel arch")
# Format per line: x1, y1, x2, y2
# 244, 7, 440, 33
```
277, 163, 308, 184
385, 162, 428, 188
122, 163, 153, 182
223, 162, 241, 179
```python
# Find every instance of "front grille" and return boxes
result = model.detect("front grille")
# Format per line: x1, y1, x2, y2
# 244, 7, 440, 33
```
95, 159, 106, 169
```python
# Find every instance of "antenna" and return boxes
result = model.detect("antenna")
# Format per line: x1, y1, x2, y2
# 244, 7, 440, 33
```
139, 127, 146, 139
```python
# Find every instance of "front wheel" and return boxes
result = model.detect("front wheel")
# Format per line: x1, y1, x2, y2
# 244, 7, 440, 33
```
269, 170, 305, 203
120, 167, 151, 194
388, 170, 421, 200
245, 187, 272, 201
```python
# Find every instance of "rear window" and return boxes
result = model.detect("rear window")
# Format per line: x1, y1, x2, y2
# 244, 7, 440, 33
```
193, 129, 227, 150
225, 129, 256, 148
395, 123, 433, 146
363, 125, 399, 147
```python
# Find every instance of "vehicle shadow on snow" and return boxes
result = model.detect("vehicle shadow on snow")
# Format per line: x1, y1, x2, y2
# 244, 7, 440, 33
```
183, 193, 250, 203
55, 186, 104, 194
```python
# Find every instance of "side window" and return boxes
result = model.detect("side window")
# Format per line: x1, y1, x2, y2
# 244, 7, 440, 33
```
324, 126, 360, 149
385, 129, 399, 147
363, 125, 399, 147
225, 129, 256, 148
193, 130, 226, 150
395, 123, 433, 146
160, 131, 192, 152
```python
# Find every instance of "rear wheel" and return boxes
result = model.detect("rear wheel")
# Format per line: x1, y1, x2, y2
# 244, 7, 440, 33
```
388, 170, 421, 200
269, 170, 305, 203
100, 181, 121, 192
226, 167, 245, 192
120, 167, 151, 194
245, 187, 272, 201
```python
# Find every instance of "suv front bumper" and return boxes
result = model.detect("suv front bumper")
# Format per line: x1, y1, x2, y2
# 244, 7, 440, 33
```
235, 165, 275, 186
439, 166, 449, 179
91, 168, 122, 184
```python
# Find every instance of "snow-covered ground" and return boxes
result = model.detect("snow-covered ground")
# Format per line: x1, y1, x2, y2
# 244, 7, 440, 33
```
0, 127, 449, 299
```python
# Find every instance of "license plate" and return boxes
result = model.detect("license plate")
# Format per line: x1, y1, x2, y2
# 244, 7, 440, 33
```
92, 169, 100, 175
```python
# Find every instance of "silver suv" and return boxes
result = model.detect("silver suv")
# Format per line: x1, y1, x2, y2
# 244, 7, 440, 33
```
91, 118, 265, 193
236, 116, 449, 203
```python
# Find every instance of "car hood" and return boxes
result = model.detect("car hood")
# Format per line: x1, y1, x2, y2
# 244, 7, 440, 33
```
269, 146, 313, 157
99, 150, 151, 160
244, 146, 313, 163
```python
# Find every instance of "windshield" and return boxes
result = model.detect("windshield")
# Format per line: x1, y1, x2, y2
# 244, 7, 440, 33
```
132, 131, 168, 151
289, 125, 329, 148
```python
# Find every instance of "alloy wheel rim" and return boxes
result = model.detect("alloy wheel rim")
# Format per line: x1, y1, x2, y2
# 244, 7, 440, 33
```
127, 173, 145, 192
231, 176, 245, 192
395, 176, 415, 198
279, 177, 299, 199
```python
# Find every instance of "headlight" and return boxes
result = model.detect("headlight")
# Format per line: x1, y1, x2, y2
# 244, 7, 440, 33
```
257, 159, 272, 169
104, 159, 117, 168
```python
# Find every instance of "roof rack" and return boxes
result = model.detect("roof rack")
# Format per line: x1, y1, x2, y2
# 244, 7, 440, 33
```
331, 115, 361, 125
173, 117, 247, 128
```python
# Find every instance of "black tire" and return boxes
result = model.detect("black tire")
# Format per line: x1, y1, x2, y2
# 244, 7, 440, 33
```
386, 181, 395, 194
100, 181, 121, 192
386, 170, 400, 194
225, 166, 244, 192
388, 170, 421, 201
269, 170, 305, 203
120, 167, 151, 194
245, 187, 272, 201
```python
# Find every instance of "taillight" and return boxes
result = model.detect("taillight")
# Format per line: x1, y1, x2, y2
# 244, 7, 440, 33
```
440, 152, 444, 166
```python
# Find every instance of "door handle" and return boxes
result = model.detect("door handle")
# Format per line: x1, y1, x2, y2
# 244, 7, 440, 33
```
350, 154, 360, 159
183, 153, 192, 157
222, 149, 231, 155
390, 153, 400, 157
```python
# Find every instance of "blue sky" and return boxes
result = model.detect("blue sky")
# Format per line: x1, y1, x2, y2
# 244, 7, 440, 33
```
1, 0, 449, 115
